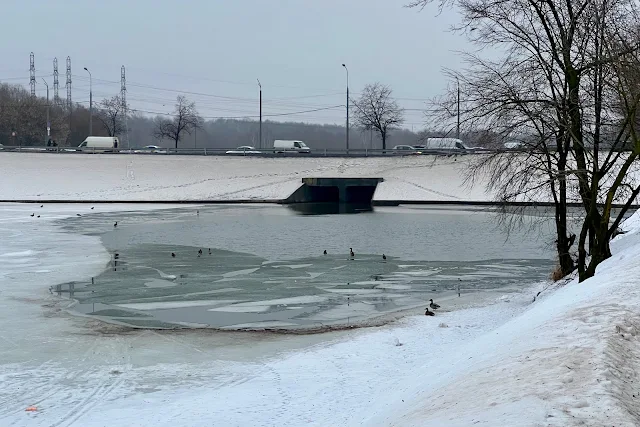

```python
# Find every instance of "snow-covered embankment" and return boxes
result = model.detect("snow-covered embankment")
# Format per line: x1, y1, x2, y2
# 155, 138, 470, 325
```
0, 153, 491, 202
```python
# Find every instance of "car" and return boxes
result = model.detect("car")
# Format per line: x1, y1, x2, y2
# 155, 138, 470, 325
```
392, 145, 422, 154
226, 146, 262, 155
133, 145, 166, 154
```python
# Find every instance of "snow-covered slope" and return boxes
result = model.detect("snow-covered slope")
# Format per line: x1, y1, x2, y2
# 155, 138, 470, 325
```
0, 153, 489, 201
367, 211, 640, 426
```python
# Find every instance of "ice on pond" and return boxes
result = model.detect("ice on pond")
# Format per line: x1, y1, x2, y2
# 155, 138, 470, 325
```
272, 263, 314, 269
374, 284, 412, 290
325, 288, 384, 295
222, 268, 260, 278
116, 300, 241, 310
208, 305, 271, 313
143, 278, 178, 288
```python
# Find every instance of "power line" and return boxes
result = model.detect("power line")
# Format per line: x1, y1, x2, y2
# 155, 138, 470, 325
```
132, 104, 342, 120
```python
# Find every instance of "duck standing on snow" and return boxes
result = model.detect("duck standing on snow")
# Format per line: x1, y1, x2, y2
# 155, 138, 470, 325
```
429, 299, 441, 310
424, 308, 435, 316
198, 249, 203, 257
323, 250, 327, 255
171, 252, 176, 258
114, 221, 118, 228
382, 254, 387, 260
349, 248, 355, 258
208, 248, 212, 255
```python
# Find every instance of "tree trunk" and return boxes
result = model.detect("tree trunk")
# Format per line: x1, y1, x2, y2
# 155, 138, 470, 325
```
580, 225, 612, 281
381, 131, 386, 150
556, 151, 575, 276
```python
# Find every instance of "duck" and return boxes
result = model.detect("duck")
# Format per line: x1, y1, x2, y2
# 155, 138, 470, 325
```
323, 250, 327, 255
91, 207, 94, 210
429, 299, 441, 310
198, 249, 203, 256
208, 248, 212, 255
349, 248, 355, 258
382, 254, 387, 260
40, 205, 43, 208
30, 213, 34, 217
171, 252, 176, 258
424, 308, 435, 316
114, 221, 118, 227
37, 215, 40, 218
76, 214, 82, 217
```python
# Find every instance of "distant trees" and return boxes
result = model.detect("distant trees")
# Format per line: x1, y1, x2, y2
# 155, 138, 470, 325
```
351, 83, 404, 150
0, 83, 69, 146
96, 95, 127, 137
152, 96, 199, 149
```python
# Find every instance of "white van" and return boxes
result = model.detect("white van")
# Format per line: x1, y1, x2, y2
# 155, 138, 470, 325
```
424, 138, 469, 153
273, 140, 311, 153
77, 136, 120, 152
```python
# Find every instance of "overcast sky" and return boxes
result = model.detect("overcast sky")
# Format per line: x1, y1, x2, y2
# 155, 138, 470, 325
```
0, 0, 467, 129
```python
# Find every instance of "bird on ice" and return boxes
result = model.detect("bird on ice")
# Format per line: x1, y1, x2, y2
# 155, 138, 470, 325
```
424, 308, 435, 316
114, 222, 118, 227
429, 299, 441, 310
349, 248, 355, 258
382, 254, 387, 260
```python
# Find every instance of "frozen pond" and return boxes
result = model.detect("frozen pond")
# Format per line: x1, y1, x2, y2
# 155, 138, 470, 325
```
56, 205, 567, 329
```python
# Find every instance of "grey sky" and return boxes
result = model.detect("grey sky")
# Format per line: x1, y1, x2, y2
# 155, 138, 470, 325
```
1, 0, 467, 128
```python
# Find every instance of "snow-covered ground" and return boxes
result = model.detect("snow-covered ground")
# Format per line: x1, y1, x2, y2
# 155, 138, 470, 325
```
2, 202, 640, 426
0, 153, 491, 201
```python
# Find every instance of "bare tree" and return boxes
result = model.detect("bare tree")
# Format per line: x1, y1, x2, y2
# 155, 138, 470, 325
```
410, 0, 640, 280
96, 95, 126, 137
351, 83, 404, 150
153, 95, 199, 149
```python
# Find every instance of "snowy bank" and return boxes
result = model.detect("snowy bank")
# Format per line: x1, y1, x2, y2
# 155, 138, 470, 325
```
366, 211, 640, 426
0, 153, 491, 202
1, 203, 640, 426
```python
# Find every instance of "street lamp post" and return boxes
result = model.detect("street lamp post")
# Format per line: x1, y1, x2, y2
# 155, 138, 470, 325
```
257, 79, 262, 149
456, 77, 461, 140
42, 78, 49, 144
342, 64, 349, 152
84, 67, 92, 136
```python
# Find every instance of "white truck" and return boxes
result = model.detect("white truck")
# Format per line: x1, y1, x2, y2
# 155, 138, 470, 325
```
77, 136, 120, 152
273, 140, 311, 153
423, 138, 470, 154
